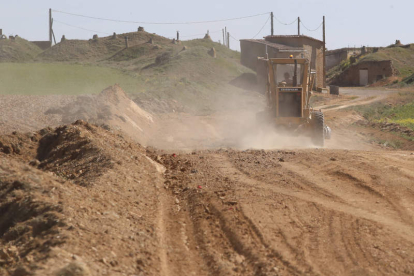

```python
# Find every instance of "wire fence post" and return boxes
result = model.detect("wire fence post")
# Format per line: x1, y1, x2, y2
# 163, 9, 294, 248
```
298, 17, 300, 35
177, 31, 179, 41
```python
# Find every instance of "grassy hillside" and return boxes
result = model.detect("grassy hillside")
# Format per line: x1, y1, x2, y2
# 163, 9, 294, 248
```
0, 37, 43, 62
1, 34, 256, 112
0, 63, 140, 95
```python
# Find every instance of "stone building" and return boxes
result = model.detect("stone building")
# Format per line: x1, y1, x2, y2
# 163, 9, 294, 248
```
325, 47, 362, 71
330, 60, 396, 86
240, 35, 324, 90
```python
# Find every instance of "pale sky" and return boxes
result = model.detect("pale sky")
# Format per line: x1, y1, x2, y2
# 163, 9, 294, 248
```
1, 0, 412, 51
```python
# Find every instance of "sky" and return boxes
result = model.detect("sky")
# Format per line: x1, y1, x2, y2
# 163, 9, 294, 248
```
1, 0, 412, 51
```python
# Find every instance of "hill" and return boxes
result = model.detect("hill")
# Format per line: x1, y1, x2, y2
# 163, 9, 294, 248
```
4, 31, 256, 113
0, 37, 43, 62
38, 31, 171, 62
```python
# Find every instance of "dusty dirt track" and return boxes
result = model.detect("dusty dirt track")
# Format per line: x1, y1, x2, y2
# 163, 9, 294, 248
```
1, 87, 414, 276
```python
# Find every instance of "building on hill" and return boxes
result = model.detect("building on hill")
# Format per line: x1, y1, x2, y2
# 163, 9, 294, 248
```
330, 60, 396, 86
240, 35, 324, 91
325, 47, 362, 71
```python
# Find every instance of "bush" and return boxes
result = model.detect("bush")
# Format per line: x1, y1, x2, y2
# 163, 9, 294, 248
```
155, 52, 171, 65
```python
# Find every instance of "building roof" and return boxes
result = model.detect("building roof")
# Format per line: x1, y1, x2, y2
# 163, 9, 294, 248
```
264, 35, 323, 44
240, 39, 304, 51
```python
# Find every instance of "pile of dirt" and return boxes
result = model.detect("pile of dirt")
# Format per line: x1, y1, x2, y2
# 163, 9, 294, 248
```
0, 37, 43, 62
38, 31, 170, 62
45, 85, 154, 145
0, 120, 165, 275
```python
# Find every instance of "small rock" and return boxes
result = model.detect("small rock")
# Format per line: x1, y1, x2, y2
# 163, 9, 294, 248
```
0, 249, 9, 260
29, 159, 40, 167
100, 258, 108, 266
175, 198, 180, 204
12, 266, 32, 276
235, 254, 244, 264
330, 157, 337, 161
208, 47, 216, 58
279, 157, 285, 162
54, 261, 91, 276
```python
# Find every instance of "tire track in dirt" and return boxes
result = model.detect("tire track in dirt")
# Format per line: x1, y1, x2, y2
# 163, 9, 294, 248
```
213, 154, 414, 243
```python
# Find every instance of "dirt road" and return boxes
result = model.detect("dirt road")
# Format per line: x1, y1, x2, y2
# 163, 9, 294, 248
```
148, 88, 414, 275
156, 147, 414, 275
1, 87, 413, 275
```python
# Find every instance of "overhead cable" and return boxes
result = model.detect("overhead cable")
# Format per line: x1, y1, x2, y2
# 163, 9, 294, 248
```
181, 30, 222, 38
252, 15, 271, 38
300, 21, 323, 32
273, 16, 298, 26
54, 19, 111, 35
52, 9, 270, 25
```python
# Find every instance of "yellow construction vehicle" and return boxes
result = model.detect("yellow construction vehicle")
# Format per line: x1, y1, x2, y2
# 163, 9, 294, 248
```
257, 57, 331, 146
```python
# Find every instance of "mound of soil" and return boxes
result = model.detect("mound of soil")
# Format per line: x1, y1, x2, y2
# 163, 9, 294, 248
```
46, 85, 154, 145
0, 37, 43, 62
0, 121, 164, 275
38, 32, 170, 62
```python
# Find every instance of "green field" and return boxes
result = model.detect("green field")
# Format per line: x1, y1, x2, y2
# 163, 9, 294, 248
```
0, 63, 141, 95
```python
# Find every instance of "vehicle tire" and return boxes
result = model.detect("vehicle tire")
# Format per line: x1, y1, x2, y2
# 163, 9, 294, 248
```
311, 111, 325, 147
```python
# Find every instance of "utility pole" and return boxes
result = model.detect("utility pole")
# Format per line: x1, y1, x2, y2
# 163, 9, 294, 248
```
49, 8, 52, 45
271, 12, 274, 36
323, 16, 326, 88
298, 17, 300, 35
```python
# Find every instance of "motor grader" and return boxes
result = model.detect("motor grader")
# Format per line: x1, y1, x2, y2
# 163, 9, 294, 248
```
257, 57, 331, 146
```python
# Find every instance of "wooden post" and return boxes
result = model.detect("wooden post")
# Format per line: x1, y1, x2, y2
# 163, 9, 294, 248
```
227, 32, 230, 49
222, 29, 225, 45
125, 36, 129, 48
298, 17, 300, 35
49, 8, 52, 45
323, 16, 326, 88
225, 27, 227, 46
177, 31, 179, 41
271, 12, 274, 36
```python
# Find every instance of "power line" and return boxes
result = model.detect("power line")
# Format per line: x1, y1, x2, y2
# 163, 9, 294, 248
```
52, 9, 270, 25
54, 19, 111, 35
301, 21, 323, 32
252, 15, 271, 38
180, 30, 222, 38
273, 16, 298, 26
229, 34, 240, 41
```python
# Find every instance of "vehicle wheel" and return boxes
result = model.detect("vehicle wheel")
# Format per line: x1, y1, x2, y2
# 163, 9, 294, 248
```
311, 111, 325, 147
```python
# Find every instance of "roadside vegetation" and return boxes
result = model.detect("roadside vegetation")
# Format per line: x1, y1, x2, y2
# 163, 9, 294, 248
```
350, 90, 414, 149
352, 91, 414, 130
